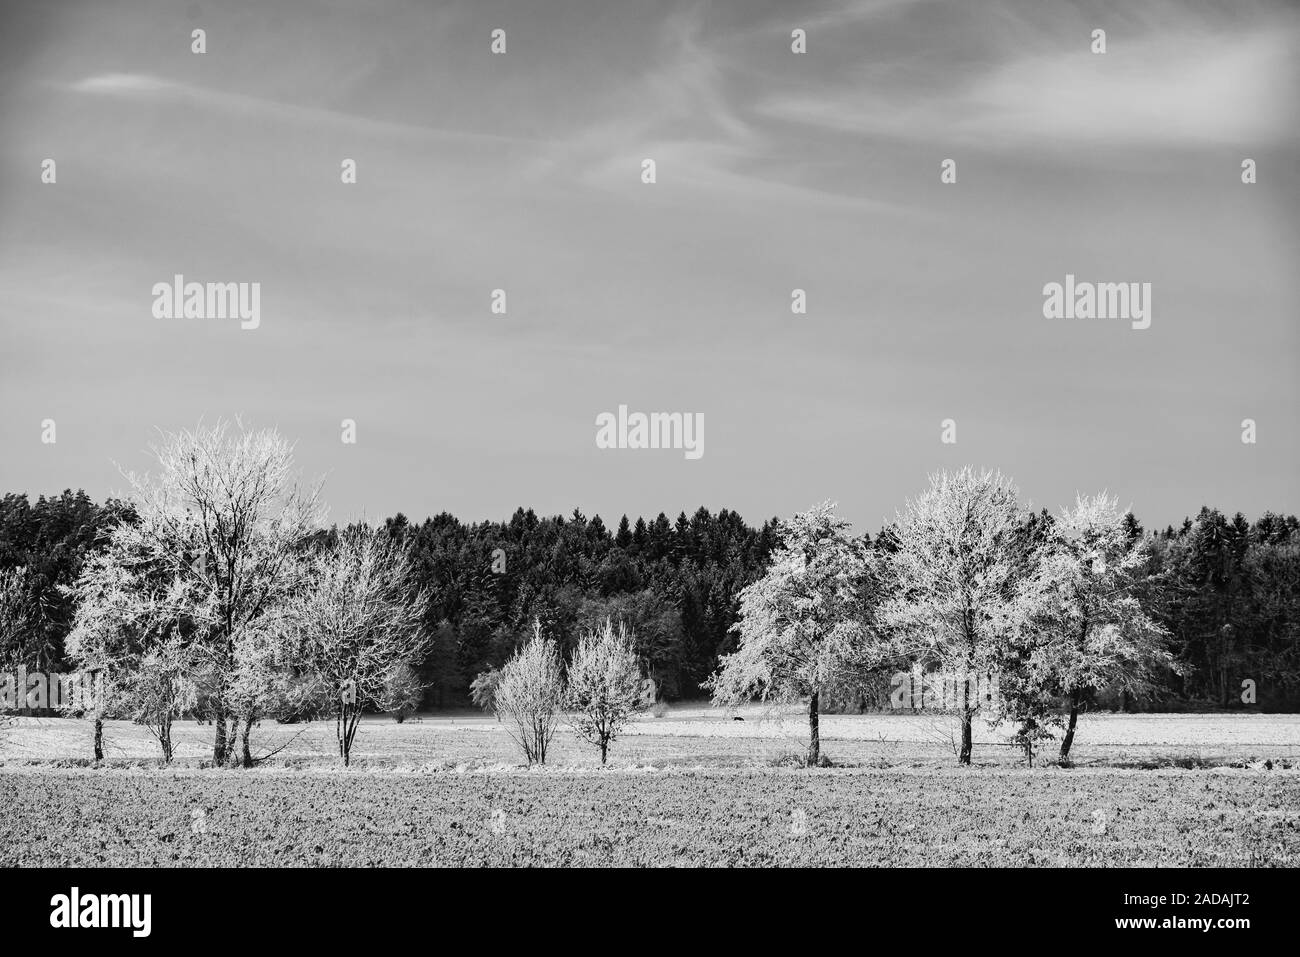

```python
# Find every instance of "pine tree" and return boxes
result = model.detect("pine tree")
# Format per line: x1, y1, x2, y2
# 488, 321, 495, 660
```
615, 515, 633, 549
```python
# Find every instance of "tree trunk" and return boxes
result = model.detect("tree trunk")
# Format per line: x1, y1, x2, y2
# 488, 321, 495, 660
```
600, 739, 608, 765
212, 706, 227, 764
93, 717, 103, 762
1060, 691, 1081, 762
807, 690, 820, 766
240, 718, 252, 768
226, 717, 240, 767
340, 704, 353, 766
959, 711, 973, 765
159, 711, 175, 763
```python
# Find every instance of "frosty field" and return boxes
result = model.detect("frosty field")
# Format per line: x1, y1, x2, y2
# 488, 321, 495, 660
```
3, 706, 1298, 769
2, 709, 1296, 867
1, 765, 1296, 868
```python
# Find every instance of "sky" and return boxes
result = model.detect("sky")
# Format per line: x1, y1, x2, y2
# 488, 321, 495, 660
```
0, 0, 1297, 533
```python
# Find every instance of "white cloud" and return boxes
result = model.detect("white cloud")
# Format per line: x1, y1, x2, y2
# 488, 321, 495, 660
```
758, 24, 1298, 149
67, 72, 529, 145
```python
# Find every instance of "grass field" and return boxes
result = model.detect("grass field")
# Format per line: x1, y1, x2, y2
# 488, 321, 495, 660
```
2, 707, 1297, 867
4, 705, 1299, 769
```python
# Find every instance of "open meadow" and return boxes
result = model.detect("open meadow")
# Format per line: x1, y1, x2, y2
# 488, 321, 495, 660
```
2, 707, 1296, 867
4, 705, 1299, 769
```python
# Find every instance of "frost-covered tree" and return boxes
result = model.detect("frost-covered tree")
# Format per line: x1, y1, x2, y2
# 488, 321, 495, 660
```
65, 525, 200, 761
286, 526, 430, 765
382, 661, 423, 723
567, 618, 644, 764
878, 469, 1029, 765
64, 577, 194, 765
86, 421, 322, 764
121, 633, 196, 763
495, 621, 565, 765
986, 623, 1059, 767
224, 614, 303, 766
1015, 493, 1177, 761
707, 502, 876, 766
469, 668, 502, 719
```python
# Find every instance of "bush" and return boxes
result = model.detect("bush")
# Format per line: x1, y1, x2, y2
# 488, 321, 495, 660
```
469, 669, 502, 718
769, 751, 834, 769
494, 621, 564, 765
567, 619, 644, 764
382, 661, 423, 723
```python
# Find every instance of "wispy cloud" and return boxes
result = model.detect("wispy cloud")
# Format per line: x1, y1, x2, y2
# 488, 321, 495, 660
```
525, 5, 911, 212
525, 7, 750, 181
67, 72, 531, 145
757, 4, 1299, 150
4, 0, 1296, 526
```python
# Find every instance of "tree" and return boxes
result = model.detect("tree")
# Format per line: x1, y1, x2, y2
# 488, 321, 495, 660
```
707, 502, 876, 766
984, 510, 1061, 766
224, 614, 302, 766
575, 589, 684, 697
614, 515, 633, 549
383, 661, 423, 722
422, 619, 461, 709
0, 566, 39, 671
469, 668, 502, 718
494, 620, 564, 765
121, 633, 196, 763
985, 610, 1058, 767
64, 527, 194, 761
110, 420, 322, 763
288, 526, 431, 765
64, 573, 194, 764
1015, 493, 1177, 761
567, 618, 644, 764
878, 468, 1028, 765
0, 491, 131, 675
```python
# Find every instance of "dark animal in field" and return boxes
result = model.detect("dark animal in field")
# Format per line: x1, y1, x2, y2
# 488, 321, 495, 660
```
732, 716, 745, 722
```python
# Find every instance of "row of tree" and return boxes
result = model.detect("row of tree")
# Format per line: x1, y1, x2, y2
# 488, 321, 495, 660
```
6, 424, 431, 766
711, 479, 1174, 765
491, 618, 650, 765
0, 422, 1297, 761
381, 501, 778, 703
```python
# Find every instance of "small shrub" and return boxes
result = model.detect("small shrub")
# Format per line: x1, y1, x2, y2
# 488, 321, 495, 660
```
567, 619, 644, 764
382, 661, 423, 723
769, 751, 833, 769
470, 669, 502, 719
494, 621, 564, 765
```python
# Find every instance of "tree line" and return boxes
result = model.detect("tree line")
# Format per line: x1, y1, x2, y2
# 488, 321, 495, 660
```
0, 423, 1296, 764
